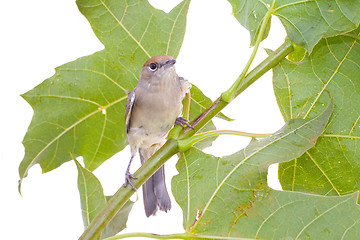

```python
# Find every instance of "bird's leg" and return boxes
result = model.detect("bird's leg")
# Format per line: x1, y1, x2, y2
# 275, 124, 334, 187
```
175, 117, 194, 130
123, 155, 137, 191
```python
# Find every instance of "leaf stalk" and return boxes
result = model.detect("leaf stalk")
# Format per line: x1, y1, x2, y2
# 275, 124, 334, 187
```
178, 130, 271, 152
180, 39, 293, 140
102, 232, 253, 240
221, 5, 273, 102
79, 140, 178, 240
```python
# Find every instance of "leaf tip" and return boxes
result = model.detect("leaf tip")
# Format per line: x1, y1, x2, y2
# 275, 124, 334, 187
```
217, 113, 235, 121
18, 179, 23, 197
264, 47, 273, 55
72, 154, 83, 171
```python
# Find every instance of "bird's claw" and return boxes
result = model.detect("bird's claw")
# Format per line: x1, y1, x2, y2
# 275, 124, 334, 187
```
175, 117, 194, 130
123, 170, 137, 191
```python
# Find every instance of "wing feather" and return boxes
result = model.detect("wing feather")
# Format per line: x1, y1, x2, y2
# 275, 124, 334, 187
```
125, 90, 136, 133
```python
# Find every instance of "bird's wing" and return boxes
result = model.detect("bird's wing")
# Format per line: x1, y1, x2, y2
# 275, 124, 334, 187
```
125, 90, 136, 134
179, 76, 191, 97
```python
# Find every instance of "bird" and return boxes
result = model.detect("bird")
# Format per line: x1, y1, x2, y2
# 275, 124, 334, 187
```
124, 55, 191, 217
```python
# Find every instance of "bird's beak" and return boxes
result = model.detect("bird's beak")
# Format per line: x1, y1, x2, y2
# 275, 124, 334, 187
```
163, 59, 176, 68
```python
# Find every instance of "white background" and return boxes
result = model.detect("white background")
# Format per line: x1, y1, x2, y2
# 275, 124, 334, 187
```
1, 0, 286, 239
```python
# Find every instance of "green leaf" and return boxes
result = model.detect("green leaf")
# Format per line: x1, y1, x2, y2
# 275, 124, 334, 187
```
287, 37, 307, 62
228, 0, 271, 46
75, 160, 133, 238
189, 86, 216, 149
75, 160, 106, 229
77, 0, 189, 58
20, 0, 204, 183
171, 100, 353, 239
102, 197, 134, 239
190, 85, 233, 122
228, 0, 360, 51
275, 28, 360, 196
186, 86, 220, 149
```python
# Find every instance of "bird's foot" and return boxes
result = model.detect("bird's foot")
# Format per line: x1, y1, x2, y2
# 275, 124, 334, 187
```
175, 117, 194, 130
123, 170, 137, 191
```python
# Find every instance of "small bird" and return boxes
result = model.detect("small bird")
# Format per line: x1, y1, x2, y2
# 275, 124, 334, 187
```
124, 55, 191, 217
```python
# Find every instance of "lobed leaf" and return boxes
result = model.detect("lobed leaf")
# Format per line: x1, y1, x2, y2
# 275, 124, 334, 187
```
171, 99, 360, 239
75, 160, 133, 238
274, 27, 360, 196
228, 0, 360, 51
19, 0, 226, 185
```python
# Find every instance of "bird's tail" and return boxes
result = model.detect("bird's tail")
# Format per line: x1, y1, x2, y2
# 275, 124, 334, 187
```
140, 147, 171, 217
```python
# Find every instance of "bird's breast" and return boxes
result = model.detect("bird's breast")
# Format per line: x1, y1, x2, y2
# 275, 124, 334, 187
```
129, 86, 182, 142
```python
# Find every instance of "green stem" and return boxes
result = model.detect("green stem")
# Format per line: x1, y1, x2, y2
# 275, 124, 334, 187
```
79, 140, 178, 240
221, 7, 273, 102
178, 130, 271, 152
235, 41, 292, 95
102, 232, 252, 240
179, 39, 293, 141
79, 40, 294, 240
102, 232, 190, 240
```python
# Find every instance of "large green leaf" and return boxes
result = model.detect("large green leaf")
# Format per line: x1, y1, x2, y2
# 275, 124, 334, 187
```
19, 0, 226, 185
75, 160, 133, 238
275, 28, 360, 196
170, 99, 360, 239
76, 160, 106, 229
228, 0, 360, 51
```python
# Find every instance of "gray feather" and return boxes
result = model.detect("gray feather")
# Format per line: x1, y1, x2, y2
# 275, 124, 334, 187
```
140, 151, 158, 217
125, 56, 189, 217
153, 166, 171, 212
125, 90, 136, 133
139, 147, 171, 216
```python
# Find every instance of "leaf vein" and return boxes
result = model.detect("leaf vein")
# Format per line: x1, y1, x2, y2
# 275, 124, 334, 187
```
192, 110, 327, 229
255, 200, 304, 238
87, 111, 108, 169
61, 68, 128, 93
274, 0, 311, 11
304, 35, 358, 118
295, 196, 353, 239
166, 0, 188, 55
21, 96, 127, 178
182, 152, 192, 232
23, 94, 102, 107
341, 216, 360, 239
99, 0, 151, 58
306, 151, 340, 195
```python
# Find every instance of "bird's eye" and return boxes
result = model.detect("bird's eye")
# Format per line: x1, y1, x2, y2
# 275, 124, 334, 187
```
149, 63, 158, 71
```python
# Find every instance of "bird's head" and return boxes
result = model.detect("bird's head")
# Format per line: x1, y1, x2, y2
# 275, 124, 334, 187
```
139, 55, 177, 84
